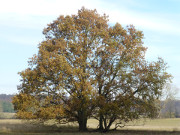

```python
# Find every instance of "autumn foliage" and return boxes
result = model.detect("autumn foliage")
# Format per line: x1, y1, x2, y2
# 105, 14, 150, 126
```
12, 7, 171, 132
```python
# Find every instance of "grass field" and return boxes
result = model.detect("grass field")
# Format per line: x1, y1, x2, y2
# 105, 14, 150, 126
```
1, 118, 180, 135
0, 113, 15, 119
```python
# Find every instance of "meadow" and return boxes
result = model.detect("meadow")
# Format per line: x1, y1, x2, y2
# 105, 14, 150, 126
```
1, 116, 180, 135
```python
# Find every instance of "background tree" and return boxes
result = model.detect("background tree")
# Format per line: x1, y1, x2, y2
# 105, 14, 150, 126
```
159, 83, 179, 118
0, 94, 15, 119
12, 7, 171, 132
0, 101, 3, 118
2, 101, 14, 113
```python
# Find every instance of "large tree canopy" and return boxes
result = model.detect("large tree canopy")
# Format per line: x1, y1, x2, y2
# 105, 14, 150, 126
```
13, 7, 171, 132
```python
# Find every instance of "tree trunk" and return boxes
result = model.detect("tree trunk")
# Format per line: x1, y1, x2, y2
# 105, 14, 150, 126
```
78, 111, 88, 132
78, 117, 87, 131
98, 114, 104, 131
100, 117, 115, 132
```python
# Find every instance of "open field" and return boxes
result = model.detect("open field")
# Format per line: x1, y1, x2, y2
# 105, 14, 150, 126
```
0, 113, 15, 119
1, 118, 180, 135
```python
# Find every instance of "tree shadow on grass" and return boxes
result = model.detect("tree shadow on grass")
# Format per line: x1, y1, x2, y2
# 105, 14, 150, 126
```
0, 121, 79, 134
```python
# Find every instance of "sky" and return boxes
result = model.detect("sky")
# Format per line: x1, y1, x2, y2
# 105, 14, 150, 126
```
0, 0, 180, 96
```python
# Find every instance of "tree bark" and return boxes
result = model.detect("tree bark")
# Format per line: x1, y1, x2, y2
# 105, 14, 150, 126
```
78, 111, 88, 132
98, 114, 104, 131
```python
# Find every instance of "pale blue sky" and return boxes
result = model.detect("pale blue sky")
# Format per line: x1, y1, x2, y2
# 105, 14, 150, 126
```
0, 0, 180, 95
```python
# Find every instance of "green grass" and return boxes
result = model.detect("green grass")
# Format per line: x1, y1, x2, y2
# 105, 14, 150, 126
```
1, 118, 180, 135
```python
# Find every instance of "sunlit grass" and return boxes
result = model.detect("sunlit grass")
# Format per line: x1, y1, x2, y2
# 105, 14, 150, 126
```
0, 113, 15, 119
120, 118, 180, 132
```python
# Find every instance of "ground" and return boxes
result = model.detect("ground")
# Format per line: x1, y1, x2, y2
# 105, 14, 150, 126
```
1, 117, 180, 135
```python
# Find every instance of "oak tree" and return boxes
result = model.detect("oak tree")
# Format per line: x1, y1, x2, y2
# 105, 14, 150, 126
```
12, 7, 171, 132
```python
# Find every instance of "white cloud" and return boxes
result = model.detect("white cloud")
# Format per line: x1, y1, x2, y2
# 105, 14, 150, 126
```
0, 0, 97, 16
0, 0, 104, 30
107, 9, 180, 36
1, 0, 180, 35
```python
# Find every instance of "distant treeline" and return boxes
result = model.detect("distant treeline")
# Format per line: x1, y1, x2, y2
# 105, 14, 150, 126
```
0, 94, 15, 113
160, 99, 180, 118
0, 94, 14, 102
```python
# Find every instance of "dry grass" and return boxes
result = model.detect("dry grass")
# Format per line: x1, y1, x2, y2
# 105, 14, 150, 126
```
121, 118, 180, 132
0, 113, 15, 119
1, 118, 180, 135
